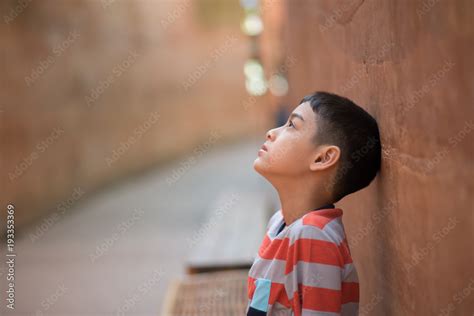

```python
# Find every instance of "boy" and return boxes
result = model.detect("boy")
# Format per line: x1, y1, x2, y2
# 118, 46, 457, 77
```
247, 91, 381, 316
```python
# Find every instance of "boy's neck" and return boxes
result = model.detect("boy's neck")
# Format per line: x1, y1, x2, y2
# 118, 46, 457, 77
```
276, 185, 333, 225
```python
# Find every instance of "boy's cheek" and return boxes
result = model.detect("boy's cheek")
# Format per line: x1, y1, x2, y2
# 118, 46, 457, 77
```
268, 153, 298, 173
254, 152, 279, 172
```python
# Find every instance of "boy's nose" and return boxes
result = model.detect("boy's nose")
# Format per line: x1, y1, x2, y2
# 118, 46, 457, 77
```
266, 128, 276, 141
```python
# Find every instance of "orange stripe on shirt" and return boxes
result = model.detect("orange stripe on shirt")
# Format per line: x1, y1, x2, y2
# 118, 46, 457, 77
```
247, 276, 256, 299
339, 237, 354, 259
286, 238, 346, 270
269, 282, 292, 308
292, 291, 302, 316
259, 237, 352, 270
297, 284, 342, 313
302, 209, 343, 229
258, 234, 271, 255
258, 236, 290, 260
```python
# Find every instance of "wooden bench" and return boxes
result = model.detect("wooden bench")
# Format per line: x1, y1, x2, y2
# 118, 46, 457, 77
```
161, 270, 249, 316
186, 189, 273, 274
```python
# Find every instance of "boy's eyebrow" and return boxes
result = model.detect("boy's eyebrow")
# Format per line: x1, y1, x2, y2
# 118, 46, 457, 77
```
289, 112, 305, 122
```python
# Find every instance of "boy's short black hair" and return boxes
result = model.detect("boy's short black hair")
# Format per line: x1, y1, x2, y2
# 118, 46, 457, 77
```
299, 91, 381, 202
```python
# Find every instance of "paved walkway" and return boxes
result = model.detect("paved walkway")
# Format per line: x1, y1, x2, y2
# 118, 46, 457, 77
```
1, 140, 275, 315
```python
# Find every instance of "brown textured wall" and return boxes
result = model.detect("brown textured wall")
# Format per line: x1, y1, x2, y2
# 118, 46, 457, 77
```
262, 0, 473, 315
0, 0, 256, 232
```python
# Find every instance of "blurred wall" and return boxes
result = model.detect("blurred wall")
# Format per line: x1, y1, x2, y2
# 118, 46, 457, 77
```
0, 0, 266, 233
261, 0, 473, 315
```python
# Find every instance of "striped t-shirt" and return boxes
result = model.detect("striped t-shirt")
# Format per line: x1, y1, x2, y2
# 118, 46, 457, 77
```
246, 205, 359, 316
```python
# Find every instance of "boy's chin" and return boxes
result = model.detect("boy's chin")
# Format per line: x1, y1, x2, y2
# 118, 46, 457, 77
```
253, 157, 299, 180
253, 156, 271, 176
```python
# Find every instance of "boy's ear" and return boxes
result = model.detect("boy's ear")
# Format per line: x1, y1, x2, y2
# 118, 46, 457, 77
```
310, 145, 340, 171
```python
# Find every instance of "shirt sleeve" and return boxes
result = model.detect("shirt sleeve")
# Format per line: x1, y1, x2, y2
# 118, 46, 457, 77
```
290, 231, 344, 315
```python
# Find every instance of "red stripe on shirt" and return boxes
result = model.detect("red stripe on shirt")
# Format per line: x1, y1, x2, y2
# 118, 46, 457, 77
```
258, 236, 290, 261
258, 234, 271, 255
269, 282, 292, 308
287, 238, 345, 270
259, 237, 350, 269
259, 236, 352, 270
248, 276, 256, 300
341, 282, 359, 303
297, 284, 342, 313
302, 209, 343, 229
292, 291, 302, 316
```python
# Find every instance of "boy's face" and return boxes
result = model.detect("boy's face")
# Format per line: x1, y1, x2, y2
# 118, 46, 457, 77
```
254, 101, 319, 178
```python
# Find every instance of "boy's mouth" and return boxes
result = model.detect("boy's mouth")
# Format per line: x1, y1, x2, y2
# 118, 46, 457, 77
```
258, 143, 268, 157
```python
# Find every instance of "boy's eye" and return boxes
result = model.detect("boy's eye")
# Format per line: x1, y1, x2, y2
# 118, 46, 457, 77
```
287, 120, 295, 128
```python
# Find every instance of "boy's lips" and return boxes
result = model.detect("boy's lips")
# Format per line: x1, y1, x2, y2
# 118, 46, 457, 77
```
258, 143, 268, 156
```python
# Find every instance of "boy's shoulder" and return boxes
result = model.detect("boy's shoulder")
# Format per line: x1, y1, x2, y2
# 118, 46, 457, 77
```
289, 208, 346, 245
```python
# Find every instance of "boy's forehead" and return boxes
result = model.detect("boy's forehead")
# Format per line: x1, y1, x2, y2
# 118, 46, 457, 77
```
294, 101, 316, 120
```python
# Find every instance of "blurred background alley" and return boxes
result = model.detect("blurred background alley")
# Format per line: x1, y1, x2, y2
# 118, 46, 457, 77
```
1, 0, 473, 315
